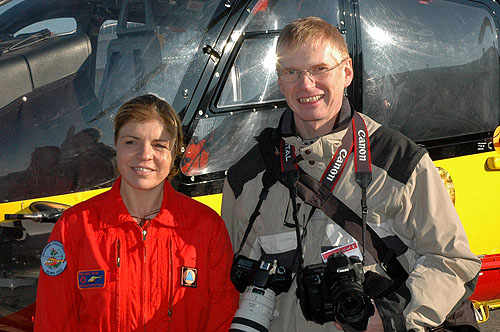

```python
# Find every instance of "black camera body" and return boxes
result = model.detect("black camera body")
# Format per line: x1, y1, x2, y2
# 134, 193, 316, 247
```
297, 252, 374, 332
230, 255, 292, 294
229, 255, 293, 332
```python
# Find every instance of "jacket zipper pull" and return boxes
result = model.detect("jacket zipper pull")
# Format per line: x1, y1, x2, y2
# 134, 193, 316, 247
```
168, 238, 174, 319
116, 239, 121, 267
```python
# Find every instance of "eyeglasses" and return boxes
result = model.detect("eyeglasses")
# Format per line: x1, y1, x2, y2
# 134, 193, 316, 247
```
278, 58, 348, 83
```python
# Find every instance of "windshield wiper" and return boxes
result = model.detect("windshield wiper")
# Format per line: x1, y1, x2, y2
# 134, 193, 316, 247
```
2, 28, 52, 55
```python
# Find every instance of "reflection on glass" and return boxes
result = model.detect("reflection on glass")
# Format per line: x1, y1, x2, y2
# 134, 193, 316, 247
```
218, 37, 283, 107
360, 0, 499, 141
181, 109, 283, 176
245, 0, 338, 32
0, 0, 228, 202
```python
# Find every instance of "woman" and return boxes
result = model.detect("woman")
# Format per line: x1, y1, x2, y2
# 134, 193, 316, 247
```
34, 94, 238, 331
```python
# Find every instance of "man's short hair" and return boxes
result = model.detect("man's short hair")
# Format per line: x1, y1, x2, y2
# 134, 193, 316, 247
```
276, 17, 349, 71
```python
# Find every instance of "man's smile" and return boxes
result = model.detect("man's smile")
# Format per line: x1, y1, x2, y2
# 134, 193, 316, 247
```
298, 95, 323, 104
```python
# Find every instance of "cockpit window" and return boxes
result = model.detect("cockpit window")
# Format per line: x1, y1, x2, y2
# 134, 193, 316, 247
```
182, 0, 341, 177
217, 34, 282, 108
215, 0, 340, 110
0, 0, 228, 202
360, 0, 499, 141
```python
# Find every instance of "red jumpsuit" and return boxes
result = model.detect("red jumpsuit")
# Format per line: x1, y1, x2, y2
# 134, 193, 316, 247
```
34, 178, 238, 331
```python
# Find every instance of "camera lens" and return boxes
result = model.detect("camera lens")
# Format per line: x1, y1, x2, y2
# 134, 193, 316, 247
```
331, 279, 373, 331
340, 295, 364, 316
229, 286, 277, 332
334, 286, 366, 319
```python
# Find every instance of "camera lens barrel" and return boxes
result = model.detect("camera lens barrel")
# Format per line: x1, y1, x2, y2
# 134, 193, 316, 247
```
332, 280, 374, 331
229, 286, 278, 332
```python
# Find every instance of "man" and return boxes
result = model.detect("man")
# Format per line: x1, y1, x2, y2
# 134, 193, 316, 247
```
222, 17, 481, 332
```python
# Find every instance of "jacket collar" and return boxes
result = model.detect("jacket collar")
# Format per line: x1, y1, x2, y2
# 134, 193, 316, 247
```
97, 177, 188, 230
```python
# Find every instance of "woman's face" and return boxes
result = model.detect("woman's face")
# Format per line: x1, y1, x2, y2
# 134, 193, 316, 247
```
116, 119, 173, 192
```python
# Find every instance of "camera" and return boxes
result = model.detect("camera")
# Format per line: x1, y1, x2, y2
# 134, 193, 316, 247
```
229, 255, 292, 332
297, 252, 374, 332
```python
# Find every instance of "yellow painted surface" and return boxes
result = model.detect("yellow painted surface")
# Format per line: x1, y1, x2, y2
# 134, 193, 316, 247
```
0, 188, 110, 223
0, 188, 223, 223
193, 193, 223, 215
434, 151, 500, 256
1, 150, 497, 257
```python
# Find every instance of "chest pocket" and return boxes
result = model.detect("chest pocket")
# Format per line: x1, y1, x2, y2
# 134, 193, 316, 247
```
75, 237, 123, 331
258, 231, 298, 270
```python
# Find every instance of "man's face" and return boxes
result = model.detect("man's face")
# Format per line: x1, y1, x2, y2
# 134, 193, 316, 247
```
277, 42, 353, 138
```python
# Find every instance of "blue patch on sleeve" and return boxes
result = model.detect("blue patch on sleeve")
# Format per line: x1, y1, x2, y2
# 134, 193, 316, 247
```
41, 241, 67, 276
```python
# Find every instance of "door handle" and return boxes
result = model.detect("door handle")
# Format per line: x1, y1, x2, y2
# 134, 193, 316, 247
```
486, 157, 500, 171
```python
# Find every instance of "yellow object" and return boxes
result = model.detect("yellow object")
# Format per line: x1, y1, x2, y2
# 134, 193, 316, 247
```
493, 126, 500, 153
474, 299, 500, 323
486, 157, 500, 170
1, 189, 223, 223
0, 188, 110, 223
193, 193, 223, 215
434, 151, 500, 256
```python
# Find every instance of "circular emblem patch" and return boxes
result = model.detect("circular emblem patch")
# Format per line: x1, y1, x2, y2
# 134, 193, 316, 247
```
41, 241, 67, 276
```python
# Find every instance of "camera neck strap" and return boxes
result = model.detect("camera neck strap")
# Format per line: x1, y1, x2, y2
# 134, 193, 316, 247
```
280, 112, 372, 257
281, 112, 371, 193
233, 170, 277, 258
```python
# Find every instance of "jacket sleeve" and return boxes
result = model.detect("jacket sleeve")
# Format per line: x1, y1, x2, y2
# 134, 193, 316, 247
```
390, 154, 481, 331
34, 214, 80, 332
206, 210, 239, 332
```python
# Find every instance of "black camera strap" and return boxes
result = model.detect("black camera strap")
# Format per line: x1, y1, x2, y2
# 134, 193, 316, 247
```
279, 139, 304, 268
233, 169, 277, 258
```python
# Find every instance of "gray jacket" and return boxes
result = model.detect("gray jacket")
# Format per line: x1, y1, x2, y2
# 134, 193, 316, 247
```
222, 100, 481, 332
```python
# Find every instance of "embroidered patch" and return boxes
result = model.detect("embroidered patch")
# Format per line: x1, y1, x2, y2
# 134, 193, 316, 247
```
41, 241, 67, 276
181, 266, 197, 288
78, 270, 106, 289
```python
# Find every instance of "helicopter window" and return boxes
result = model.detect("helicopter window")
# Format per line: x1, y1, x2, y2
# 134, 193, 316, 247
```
217, 34, 283, 108
14, 17, 76, 37
216, 0, 341, 109
245, 0, 339, 32
95, 20, 145, 93
95, 1, 220, 109
182, 0, 341, 177
360, 0, 499, 142
180, 110, 283, 177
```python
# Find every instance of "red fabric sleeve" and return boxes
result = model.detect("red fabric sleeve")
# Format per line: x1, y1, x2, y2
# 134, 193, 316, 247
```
206, 214, 239, 332
34, 215, 80, 332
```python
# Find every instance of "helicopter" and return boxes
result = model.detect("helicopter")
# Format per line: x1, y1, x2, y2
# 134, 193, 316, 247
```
0, 0, 499, 330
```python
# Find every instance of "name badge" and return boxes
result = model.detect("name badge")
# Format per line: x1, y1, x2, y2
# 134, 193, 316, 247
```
78, 270, 106, 289
321, 241, 363, 263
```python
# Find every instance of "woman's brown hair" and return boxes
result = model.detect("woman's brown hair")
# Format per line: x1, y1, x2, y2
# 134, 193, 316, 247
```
114, 94, 183, 179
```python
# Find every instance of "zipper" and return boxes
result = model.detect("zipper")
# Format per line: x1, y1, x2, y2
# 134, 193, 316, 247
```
115, 238, 121, 331
167, 238, 174, 320
141, 220, 152, 331
116, 239, 121, 267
